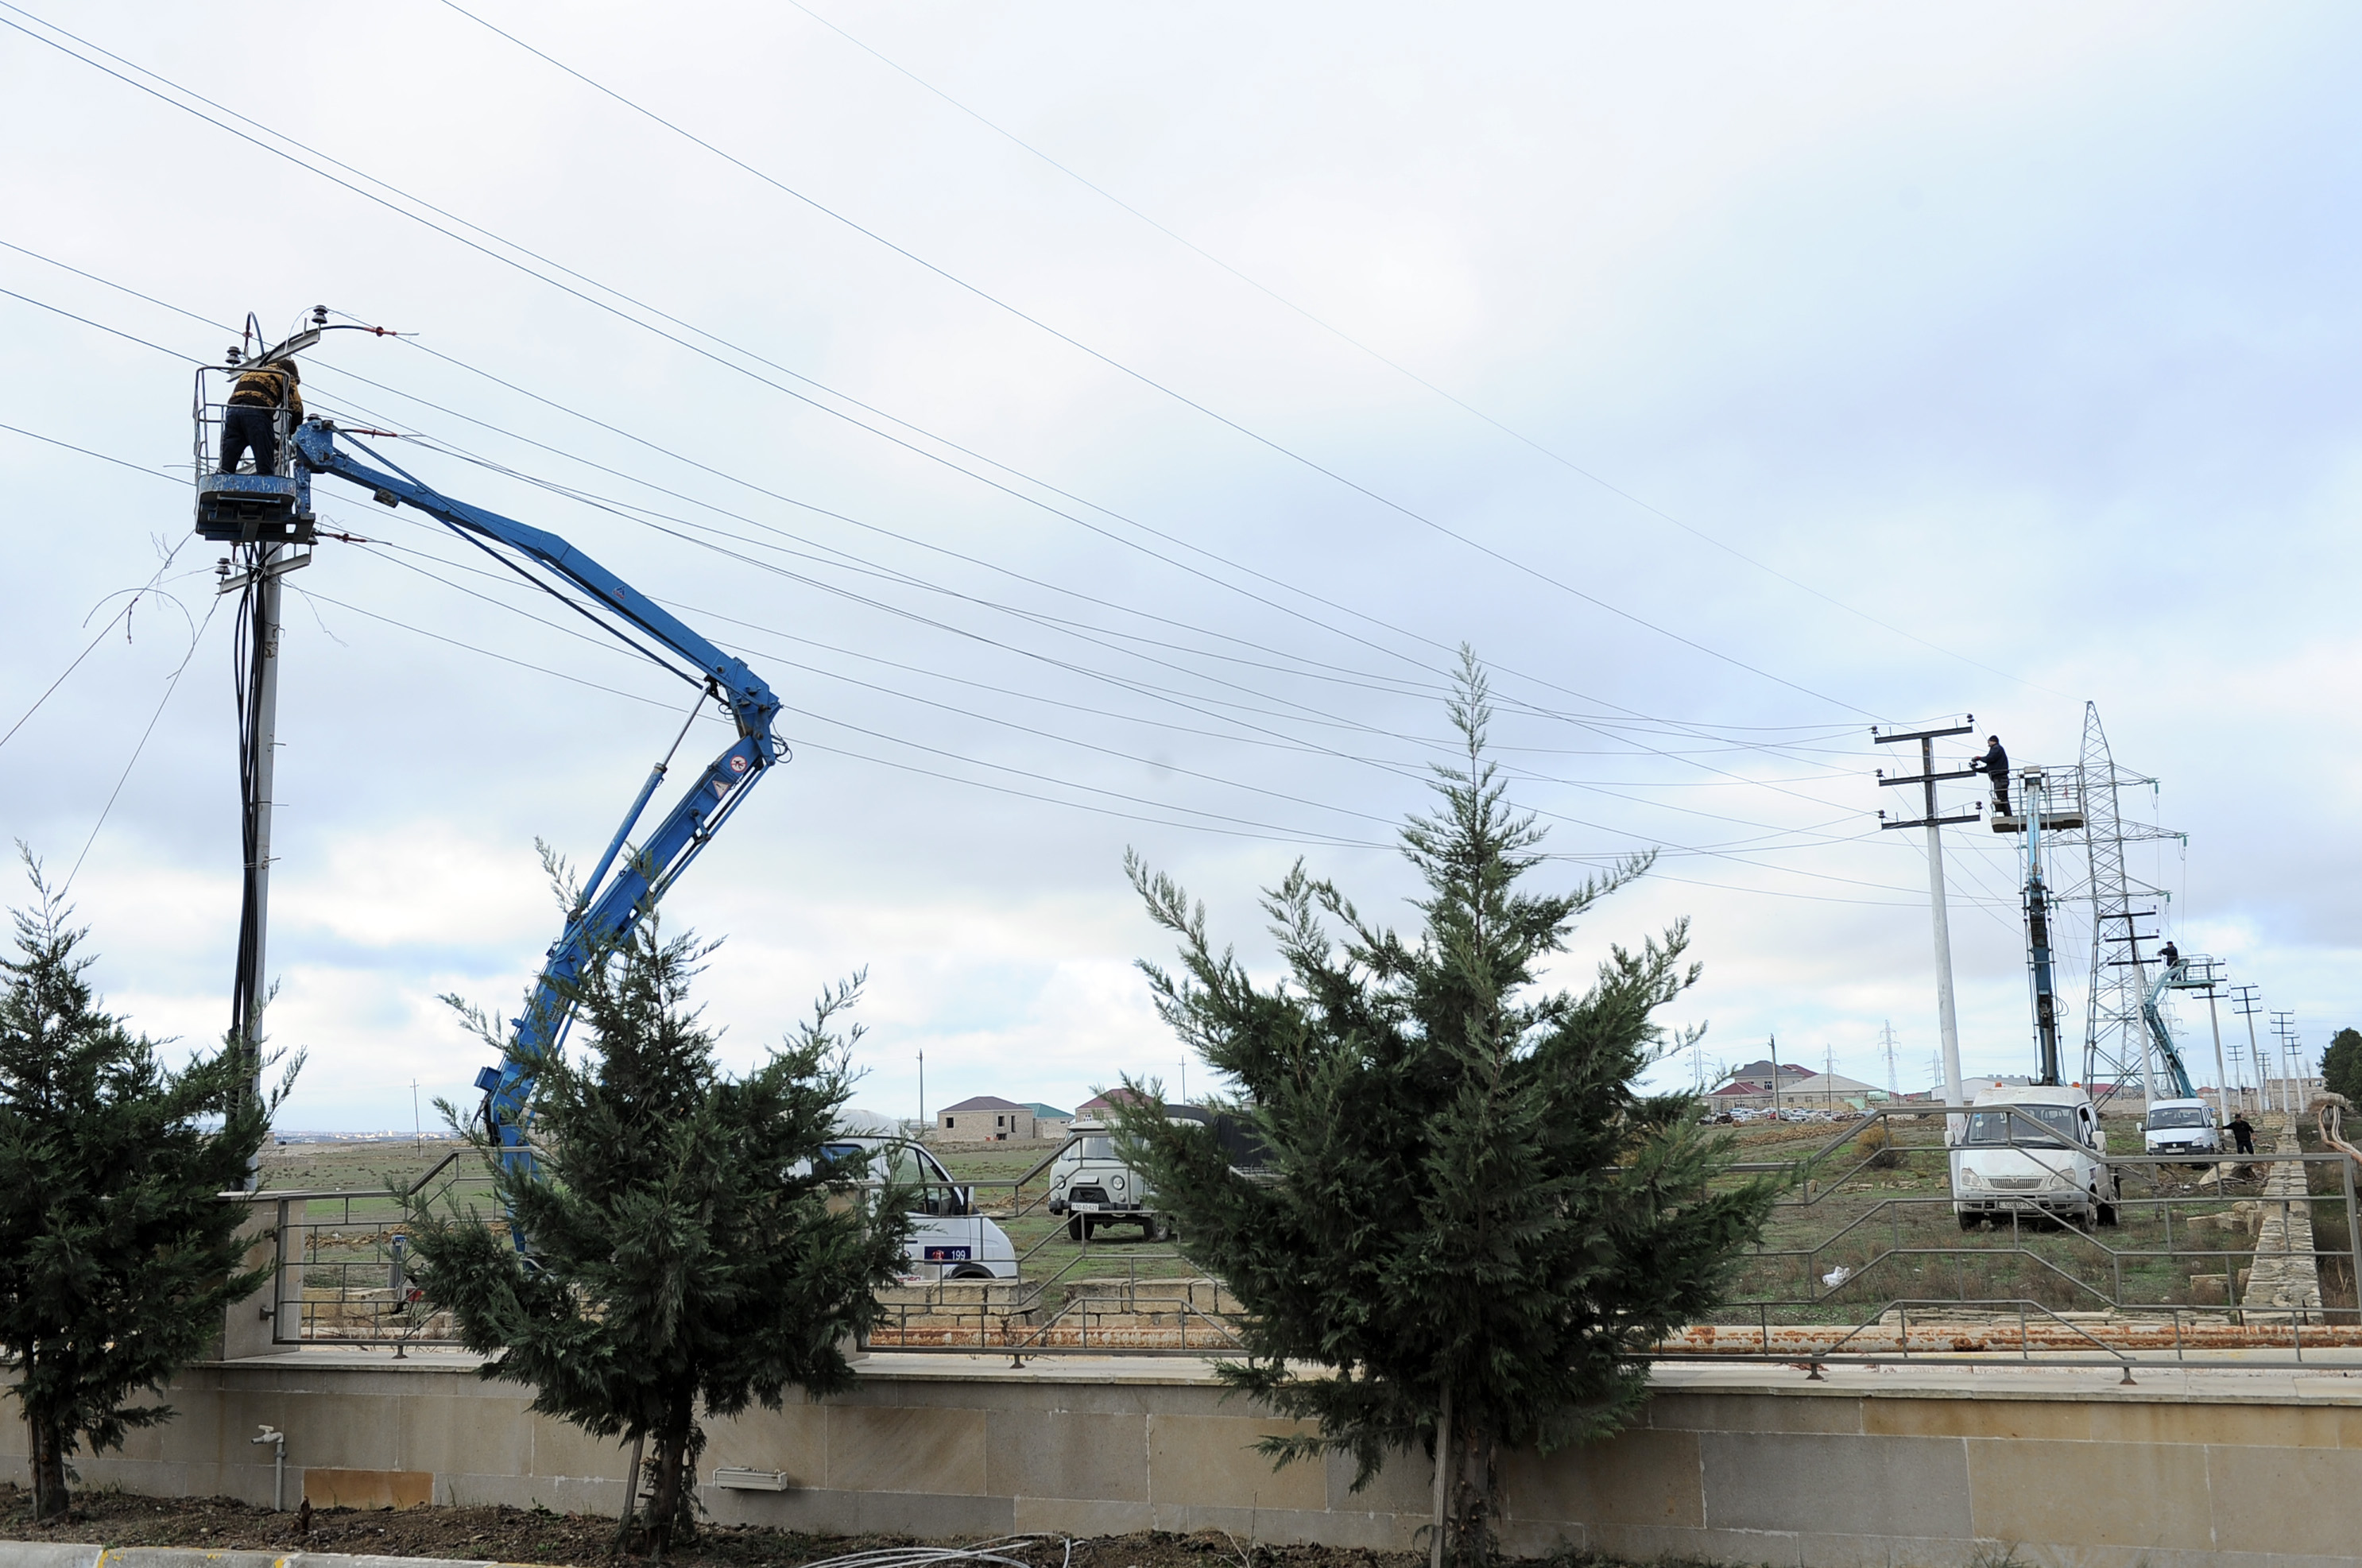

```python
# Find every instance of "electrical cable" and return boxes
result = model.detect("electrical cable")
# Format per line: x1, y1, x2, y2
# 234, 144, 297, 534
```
64, 579, 221, 894
0, 6, 1887, 731
432, 0, 1888, 719
0, 283, 1929, 890
775, 0, 2065, 699
0, 248, 1887, 791
350, 525, 1976, 894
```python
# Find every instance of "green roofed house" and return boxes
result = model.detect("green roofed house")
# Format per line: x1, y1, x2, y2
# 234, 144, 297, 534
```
1026, 1103, 1075, 1140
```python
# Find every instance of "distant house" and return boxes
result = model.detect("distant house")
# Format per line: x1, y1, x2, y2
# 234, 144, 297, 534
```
1024, 1102, 1075, 1140
1710, 1059, 1888, 1110
936, 1095, 1034, 1141
1075, 1087, 1152, 1121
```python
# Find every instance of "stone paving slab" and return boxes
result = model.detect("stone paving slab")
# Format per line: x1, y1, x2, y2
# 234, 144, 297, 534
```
2240, 1113, 2324, 1318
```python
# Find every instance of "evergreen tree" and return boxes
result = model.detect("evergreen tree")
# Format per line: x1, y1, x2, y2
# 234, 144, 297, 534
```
1111, 656, 1777, 1568
0, 853, 292, 1520
402, 915, 908, 1558
2323, 1028, 2362, 1106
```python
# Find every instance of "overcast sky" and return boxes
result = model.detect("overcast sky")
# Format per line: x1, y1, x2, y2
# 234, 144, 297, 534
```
4, 1, 2356, 1129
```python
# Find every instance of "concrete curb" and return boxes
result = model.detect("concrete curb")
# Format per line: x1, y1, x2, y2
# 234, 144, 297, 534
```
0, 1549, 513, 1568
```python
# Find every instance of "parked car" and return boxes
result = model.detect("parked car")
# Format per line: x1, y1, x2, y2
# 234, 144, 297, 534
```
812, 1135, 1020, 1281
1949, 1082, 2117, 1229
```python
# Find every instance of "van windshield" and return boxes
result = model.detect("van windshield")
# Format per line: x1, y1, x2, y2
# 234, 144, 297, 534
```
1962, 1105, 2078, 1145
2148, 1106, 2212, 1129
1078, 1136, 1114, 1161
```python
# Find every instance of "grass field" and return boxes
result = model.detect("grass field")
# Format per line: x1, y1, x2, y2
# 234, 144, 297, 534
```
254, 1109, 2345, 1340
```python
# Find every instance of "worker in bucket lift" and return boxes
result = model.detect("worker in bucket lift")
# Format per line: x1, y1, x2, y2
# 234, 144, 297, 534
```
2159, 939, 2181, 972
1969, 734, 2010, 815
218, 358, 303, 476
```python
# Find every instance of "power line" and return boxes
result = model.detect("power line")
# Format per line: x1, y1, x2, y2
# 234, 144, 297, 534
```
0, 279, 1923, 895
1, 238, 1884, 785
2, 3, 1884, 729
430, 0, 1886, 721
776, 0, 2060, 701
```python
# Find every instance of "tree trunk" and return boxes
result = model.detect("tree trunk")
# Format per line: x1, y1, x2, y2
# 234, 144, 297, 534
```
1442, 1414, 1497, 1568
1429, 1385, 1452, 1568
29, 1408, 70, 1521
645, 1394, 695, 1559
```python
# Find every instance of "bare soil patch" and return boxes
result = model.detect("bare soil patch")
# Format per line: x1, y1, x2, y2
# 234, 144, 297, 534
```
0, 1487, 1518, 1568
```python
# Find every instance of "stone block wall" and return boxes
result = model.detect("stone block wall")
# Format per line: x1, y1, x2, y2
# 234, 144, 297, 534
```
9, 1353, 2362, 1566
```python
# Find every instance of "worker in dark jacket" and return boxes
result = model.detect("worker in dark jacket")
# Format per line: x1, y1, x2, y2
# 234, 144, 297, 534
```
1969, 734, 2010, 815
219, 359, 303, 475
2228, 1113, 2256, 1156
2159, 939, 2182, 972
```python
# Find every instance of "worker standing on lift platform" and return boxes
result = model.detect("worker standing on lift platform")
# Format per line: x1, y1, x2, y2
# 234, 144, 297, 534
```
218, 358, 302, 476
1969, 734, 2010, 815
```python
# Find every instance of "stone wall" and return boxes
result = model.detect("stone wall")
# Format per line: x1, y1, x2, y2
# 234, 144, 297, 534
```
10, 1352, 2362, 1566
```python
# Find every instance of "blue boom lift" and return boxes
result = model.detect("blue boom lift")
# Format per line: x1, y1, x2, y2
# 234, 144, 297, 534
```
196, 347, 784, 1166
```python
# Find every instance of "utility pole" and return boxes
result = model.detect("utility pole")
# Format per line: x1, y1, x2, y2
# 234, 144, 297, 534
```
2231, 986, 2265, 1117
2272, 1012, 2301, 1112
917, 1047, 925, 1132
1768, 1033, 1783, 1119
1825, 1043, 1836, 1113
1874, 718, 1978, 1113
222, 538, 301, 1190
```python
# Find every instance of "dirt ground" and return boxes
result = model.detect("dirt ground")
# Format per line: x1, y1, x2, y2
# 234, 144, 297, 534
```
0, 1487, 1669, 1568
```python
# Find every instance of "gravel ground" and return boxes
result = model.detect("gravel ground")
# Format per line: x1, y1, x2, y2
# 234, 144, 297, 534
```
0, 1487, 1548, 1568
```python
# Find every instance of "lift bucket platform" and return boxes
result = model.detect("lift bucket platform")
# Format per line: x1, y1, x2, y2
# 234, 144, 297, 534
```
196, 471, 315, 544
1991, 809, 2085, 834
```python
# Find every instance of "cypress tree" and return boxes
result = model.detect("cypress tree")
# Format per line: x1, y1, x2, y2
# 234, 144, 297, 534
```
2323, 1027, 2362, 1107
403, 916, 908, 1558
1112, 656, 1777, 1567
0, 853, 292, 1520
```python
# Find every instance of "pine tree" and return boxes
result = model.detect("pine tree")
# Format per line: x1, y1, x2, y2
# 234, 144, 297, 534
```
402, 916, 908, 1558
0, 852, 292, 1520
1112, 656, 1778, 1568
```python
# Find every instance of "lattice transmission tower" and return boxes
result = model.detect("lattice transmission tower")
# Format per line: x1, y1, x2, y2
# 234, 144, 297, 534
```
2074, 703, 2185, 1102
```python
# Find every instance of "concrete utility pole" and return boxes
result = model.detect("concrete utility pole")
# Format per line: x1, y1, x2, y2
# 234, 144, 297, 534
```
2231, 986, 2265, 1115
2272, 1012, 2301, 1113
223, 540, 300, 1188
1874, 719, 1979, 1115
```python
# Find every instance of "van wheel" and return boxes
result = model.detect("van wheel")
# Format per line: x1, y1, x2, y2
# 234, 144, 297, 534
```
1151, 1216, 1175, 1242
948, 1264, 993, 1281
2097, 1199, 2119, 1227
1957, 1211, 1981, 1231
1067, 1216, 1085, 1242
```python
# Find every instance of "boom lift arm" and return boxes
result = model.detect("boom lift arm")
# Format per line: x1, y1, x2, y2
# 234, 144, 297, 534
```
2140, 962, 2200, 1101
292, 420, 784, 1161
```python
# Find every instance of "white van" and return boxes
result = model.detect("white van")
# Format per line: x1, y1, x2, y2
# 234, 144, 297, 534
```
815, 1136, 1020, 1281
2142, 1099, 2223, 1161
1949, 1083, 2117, 1229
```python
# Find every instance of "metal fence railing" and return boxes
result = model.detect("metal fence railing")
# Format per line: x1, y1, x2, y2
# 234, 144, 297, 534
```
234, 1107, 2362, 1368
